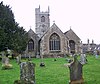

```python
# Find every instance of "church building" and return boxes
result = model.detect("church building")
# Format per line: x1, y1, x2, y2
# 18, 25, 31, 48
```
26, 6, 81, 58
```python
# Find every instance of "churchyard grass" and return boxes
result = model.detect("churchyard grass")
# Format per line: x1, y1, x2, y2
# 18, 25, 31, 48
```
0, 55, 100, 84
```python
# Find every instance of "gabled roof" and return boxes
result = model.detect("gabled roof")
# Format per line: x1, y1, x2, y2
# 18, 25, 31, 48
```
28, 28, 39, 40
28, 28, 35, 34
40, 23, 68, 40
64, 28, 80, 40
50, 23, 64, 33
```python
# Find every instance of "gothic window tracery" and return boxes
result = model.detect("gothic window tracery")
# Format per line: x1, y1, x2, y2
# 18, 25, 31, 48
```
49, 33, 60, 51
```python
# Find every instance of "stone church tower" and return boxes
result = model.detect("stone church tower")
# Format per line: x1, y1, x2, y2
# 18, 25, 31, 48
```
35, 6, 50, 38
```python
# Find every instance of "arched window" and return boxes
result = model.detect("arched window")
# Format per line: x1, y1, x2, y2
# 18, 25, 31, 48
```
49, 33, 60, 51
28, 39, 34, 51
41, 16, 45, 22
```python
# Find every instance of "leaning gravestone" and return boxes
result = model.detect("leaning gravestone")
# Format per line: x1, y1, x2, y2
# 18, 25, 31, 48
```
20, 62, 35, 84
68, 56, 84, 84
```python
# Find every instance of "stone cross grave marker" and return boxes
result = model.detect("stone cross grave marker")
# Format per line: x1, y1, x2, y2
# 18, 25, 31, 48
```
68, 56, 84, 84
20, 61, 35, 84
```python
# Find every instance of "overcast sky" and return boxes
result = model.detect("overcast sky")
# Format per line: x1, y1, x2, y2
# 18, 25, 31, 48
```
1, 0, 100, 44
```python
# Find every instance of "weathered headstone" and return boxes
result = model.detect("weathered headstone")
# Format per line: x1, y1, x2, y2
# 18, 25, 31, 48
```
53, 53, 57, 61
94, 50, 99, 59
95, 54, 98, 59
2, 56, 12, 69
2, 56, 9, 64
80, 54, 87, 64
2, 52, 6, 64
36, 52, 40, 58
1, 52, 6, 63
16, 54, 21, 64
28, 53, 31, 61
68, 56, 84, 84
20, 62, 35, 84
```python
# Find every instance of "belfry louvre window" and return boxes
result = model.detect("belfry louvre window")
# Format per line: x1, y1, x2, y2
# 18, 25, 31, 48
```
49, 33, 60, 50
28, 39, 34, 51
41, 16, 45, 22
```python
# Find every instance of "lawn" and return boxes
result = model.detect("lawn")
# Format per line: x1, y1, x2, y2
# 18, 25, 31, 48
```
0, 55, 100, 84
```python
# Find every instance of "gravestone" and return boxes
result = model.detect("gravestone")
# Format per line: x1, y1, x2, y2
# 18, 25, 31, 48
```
16, 54, 21, 64
53, 53, 57, 61
2, 52, 6, 64
68, 56, 84, 84
28, 53, 31, 61
95, 54, 98, 59
80, 54, 87, 64
36, 52, 40, 58
94, 50, 99, 59
2, 56, 12, 69
2, 56, 9, 64
20, 62, 35, 84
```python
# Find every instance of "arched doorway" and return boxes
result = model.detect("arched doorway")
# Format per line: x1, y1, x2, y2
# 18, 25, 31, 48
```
69, 40, 75, 54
